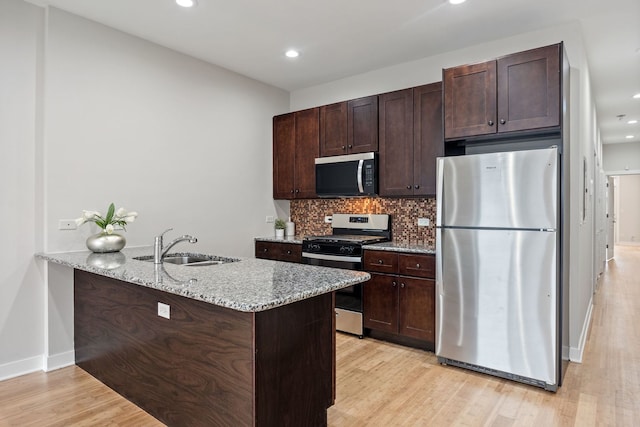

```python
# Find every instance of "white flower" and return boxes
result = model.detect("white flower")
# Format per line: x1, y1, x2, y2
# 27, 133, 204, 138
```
124, 212, 138, 223
105, 224, 115, 234
115, 207, 127, 218
83, 210, 101, 220
75, 217, 86, 227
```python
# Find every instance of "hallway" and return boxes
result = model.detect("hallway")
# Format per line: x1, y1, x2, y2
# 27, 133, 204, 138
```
0, 246, 639, 426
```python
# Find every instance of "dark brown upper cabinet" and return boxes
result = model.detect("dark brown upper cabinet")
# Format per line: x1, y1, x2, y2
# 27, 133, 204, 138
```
273, 108, 319, 199
320, 96, 378, 156
378, 82, 443, 197
444, 43, 562, 140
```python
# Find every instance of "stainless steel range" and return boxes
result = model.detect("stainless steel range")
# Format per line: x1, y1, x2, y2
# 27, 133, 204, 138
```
302, 213, 391, 337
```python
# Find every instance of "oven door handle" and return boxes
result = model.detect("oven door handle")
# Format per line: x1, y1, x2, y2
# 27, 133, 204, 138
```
302, 252, 362, 263
357, 159, 364, 193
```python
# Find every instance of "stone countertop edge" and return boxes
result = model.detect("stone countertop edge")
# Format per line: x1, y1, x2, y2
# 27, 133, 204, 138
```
35, 246, 369, 313
255, 235, 304, 244
362, 241, 436, 254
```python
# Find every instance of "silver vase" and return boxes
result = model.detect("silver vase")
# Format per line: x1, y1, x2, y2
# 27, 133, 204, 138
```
86, 232, 126, 253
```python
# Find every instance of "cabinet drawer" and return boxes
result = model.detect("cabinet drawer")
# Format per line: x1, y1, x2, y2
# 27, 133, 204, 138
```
363, 250, 398, 274
255, 241, 301, 263
398, 254, 435, 278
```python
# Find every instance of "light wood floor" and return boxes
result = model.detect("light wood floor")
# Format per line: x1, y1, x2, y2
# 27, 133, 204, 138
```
1, 246, 638, 426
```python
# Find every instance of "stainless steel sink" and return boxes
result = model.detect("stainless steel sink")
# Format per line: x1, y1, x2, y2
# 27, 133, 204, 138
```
163, 255, 212, 265
133, 253, 239, 266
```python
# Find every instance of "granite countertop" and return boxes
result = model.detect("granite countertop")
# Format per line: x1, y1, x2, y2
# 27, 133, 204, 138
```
36, 246, 369, 313
255, 235, 304, 244
362, 241, 436, 255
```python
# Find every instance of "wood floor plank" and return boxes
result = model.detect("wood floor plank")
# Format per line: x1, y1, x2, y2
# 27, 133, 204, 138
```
0, 246, 639, 426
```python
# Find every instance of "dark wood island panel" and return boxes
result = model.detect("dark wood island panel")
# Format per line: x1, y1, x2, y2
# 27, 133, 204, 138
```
74, 270, 334, 427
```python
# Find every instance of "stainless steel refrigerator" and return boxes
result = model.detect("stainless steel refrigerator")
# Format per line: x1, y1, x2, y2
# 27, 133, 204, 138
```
435, 147, 565, 391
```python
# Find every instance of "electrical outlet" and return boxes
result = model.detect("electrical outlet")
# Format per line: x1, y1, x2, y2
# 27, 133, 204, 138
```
417, 218, 430, 227
324, 215, 333, 223
266, 215, 275, 223
157, 302, 170, 319
58, 219, 77, 230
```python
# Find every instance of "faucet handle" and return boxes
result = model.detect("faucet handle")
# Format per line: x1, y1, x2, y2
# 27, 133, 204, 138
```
159, 228, 173, 238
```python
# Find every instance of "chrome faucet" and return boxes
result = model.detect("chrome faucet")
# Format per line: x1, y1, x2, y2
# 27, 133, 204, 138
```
154, 228, 198, 264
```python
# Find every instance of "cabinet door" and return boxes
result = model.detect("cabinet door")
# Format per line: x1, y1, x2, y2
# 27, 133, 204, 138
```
398, 277, 435, 342
379, 89, 414, 197
413, 82, 443, 196
319, 102, 348, 157
497, 44, 560, 133
273, 113, 296, 199
444, 61, 497, 140
363, 273, 398, 333
294, 108, 319, 199
348, 96, 378, 153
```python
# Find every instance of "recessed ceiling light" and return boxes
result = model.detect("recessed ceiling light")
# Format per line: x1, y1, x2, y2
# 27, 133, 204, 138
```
625, 135, 634, 139
176, 0, 196, 8
634, 93, 640, 99
628, 120, 638, 124
285, 50, 299, 58
449, 0, 467, 4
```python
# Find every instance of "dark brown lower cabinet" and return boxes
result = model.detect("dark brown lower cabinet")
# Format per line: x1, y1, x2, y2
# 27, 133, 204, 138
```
255, 241, 302, 263
364, 273, 435, 345
74, 270, 333, 427
363, 250, 436, 350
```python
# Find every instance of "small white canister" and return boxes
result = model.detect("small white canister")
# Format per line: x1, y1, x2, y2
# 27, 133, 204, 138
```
285, 217, 295, 236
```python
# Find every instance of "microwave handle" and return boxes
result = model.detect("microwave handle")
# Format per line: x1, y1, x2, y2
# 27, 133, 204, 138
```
357, 159, 364, 193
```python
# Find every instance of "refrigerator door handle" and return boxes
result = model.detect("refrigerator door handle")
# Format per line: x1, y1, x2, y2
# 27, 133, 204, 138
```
436, 157, 444, 227
436, 228, 443, 297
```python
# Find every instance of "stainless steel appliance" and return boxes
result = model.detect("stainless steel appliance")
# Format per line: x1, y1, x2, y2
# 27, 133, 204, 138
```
436, 147, 566, 391
302, 213, 391, 336
315, 152, 377, 197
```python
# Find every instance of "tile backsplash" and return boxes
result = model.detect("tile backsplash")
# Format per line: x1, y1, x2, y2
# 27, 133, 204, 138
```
290, 197, 437, 246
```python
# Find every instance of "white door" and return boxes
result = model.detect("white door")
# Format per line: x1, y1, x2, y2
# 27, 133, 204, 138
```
606, 176, 615, 260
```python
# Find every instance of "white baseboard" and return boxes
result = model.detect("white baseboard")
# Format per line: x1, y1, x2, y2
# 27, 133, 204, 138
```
0, 355, 43, 382
569, 298, 593, 363
44, 350, 75, 372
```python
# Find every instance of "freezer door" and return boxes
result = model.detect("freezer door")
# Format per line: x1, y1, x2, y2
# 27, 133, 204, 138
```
436, 148, 557, 229
436, 227, 557, 385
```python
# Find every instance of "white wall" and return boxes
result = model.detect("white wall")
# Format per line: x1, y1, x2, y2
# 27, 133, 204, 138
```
617, 175, 640, 243
0, 0, 45, 380
2, 3, 290, 379
290, 22, 600, 361
45, 8, 289, 256
603, 142, 640, 174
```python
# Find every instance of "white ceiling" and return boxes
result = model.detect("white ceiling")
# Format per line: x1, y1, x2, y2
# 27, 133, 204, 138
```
29, 0, 640, 145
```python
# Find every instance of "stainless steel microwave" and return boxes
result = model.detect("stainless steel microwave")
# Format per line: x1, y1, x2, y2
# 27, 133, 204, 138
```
315, 152, 377, 197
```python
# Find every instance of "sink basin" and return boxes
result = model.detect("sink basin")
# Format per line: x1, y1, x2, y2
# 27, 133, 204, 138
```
163, 255, 212, 265
133, 253, 239, 267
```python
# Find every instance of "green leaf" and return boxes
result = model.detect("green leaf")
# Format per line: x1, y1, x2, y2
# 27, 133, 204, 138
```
105, 203, 115, 224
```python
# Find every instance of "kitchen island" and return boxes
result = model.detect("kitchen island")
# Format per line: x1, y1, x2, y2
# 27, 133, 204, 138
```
38, 247, 370, 427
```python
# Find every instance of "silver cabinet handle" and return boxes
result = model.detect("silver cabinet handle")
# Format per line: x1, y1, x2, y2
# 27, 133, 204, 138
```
400, 283, 405, 288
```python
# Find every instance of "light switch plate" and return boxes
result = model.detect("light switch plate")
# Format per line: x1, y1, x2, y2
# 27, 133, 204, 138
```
58, 219, 77, 230
417, 218, 430, 227
157, 302, 170, 319
265, 215, 275, 223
